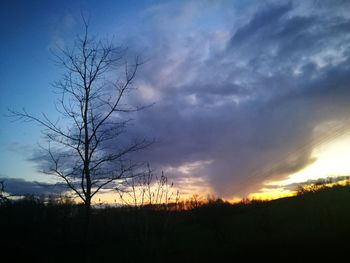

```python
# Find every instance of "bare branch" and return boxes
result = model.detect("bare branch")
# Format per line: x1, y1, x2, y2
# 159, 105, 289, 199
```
9, 19, 150, 216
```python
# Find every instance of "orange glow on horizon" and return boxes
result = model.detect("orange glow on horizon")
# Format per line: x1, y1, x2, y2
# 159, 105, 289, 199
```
248, 128, 350, 201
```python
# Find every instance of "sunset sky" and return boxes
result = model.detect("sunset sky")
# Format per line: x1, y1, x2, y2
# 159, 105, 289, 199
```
1, 0, 350, 202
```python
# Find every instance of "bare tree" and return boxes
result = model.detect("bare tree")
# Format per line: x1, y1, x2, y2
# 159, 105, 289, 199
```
10, 20, 149, 226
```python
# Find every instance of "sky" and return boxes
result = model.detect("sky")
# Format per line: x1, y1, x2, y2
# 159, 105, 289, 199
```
1, 0, 350, 201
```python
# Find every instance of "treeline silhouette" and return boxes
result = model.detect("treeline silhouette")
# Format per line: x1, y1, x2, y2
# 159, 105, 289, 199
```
1, 183, 350, 262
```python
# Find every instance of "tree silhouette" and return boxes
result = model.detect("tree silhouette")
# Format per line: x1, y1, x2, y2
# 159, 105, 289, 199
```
0, 181, 9, 204
10, 19, 149, 232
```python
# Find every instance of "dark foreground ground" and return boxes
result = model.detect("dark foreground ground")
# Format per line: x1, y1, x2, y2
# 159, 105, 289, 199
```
1, 185, 350, 262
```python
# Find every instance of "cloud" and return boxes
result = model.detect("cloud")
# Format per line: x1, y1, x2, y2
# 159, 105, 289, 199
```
47, 12, 77, 50
6, 142, 33, 155
0, 177, 66, 196
117, 0, 350, 198
22, 0, 350, 199
269, 175, 350, 194
229, 2, 293, 48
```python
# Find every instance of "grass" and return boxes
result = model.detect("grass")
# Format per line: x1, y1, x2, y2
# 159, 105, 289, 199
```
1, 184, 350, 262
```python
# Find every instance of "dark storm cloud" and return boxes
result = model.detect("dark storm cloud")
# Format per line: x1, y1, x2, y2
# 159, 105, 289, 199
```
0, 177, 65, 196
122, 0, 350, 198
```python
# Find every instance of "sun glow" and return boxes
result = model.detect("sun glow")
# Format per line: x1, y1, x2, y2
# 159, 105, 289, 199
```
280, 131, 350, 185
251, 129, 350, 200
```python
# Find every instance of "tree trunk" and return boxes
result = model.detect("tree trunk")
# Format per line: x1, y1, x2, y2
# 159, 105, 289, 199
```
84, 196, 91, 242
83, 196, 92, 263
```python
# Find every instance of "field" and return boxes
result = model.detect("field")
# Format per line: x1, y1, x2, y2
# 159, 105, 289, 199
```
1, 184, 349, 262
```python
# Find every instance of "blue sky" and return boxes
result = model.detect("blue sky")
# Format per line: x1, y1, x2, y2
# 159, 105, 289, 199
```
1, 0, 350, 199
0, 0, 153, 181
